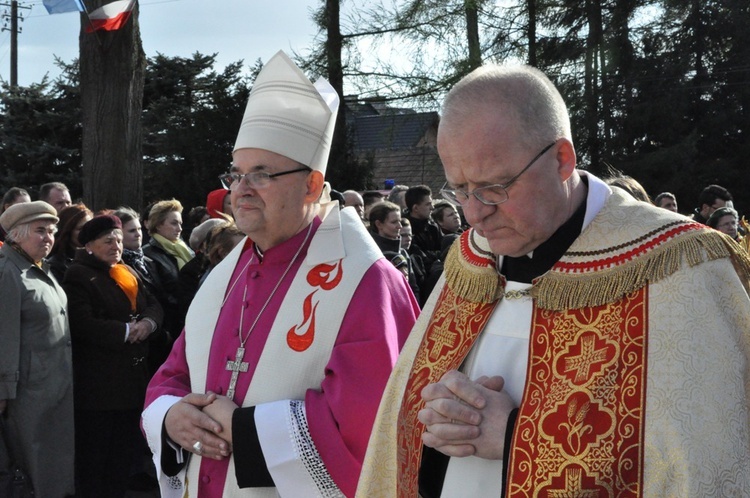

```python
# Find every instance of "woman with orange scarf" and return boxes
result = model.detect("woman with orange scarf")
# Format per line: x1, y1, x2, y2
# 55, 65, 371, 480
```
62, 214, 163, 498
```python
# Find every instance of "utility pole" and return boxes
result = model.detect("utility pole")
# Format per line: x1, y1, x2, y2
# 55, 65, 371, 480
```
1, 1, 31, 87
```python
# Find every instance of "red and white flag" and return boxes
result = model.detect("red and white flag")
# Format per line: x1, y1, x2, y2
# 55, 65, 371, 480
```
85, 0, 136, 33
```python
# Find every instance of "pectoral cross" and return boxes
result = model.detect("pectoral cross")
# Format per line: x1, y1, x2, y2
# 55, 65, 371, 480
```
225, 346, 249, 401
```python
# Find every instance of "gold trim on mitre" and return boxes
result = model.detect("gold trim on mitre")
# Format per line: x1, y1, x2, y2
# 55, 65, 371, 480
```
233, 50, 339, 174
444, 229, 505, 304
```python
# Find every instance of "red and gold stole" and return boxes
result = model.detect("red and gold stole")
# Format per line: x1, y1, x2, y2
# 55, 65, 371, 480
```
396, 284, 497, 497
395, 230, 503, 498
507, 287, 648, 497
394, 226, 651, 497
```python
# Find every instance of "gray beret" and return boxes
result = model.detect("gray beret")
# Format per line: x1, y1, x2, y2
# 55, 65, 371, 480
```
0, 200, 58, 232
189, 218, 227, 252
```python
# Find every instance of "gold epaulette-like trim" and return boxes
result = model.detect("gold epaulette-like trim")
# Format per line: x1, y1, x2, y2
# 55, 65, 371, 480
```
442, 220, 750, 310
444, 230, 504, 304
533, 226, 750, 311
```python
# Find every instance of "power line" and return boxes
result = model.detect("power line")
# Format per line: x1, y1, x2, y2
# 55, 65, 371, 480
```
0, 1, 31, 86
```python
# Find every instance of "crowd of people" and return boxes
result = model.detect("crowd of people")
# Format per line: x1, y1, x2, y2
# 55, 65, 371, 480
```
1, 49, 749, 498
0, 183, 244, 496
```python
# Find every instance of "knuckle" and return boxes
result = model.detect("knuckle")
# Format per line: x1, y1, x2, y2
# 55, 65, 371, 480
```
420, 384, 434, 399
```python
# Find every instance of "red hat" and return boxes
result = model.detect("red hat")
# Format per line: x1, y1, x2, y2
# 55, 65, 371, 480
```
206, 189, 228, 219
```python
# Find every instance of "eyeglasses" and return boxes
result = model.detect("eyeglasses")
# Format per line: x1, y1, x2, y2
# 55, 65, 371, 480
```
440, 142, 557, 206
219, 167, 311, 190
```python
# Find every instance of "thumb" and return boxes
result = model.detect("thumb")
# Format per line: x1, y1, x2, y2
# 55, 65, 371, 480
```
476, 375, 505, 392
183, 391, 218, 407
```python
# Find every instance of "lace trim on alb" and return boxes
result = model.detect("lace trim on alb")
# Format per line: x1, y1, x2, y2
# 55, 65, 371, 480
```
288, 400, 345, 497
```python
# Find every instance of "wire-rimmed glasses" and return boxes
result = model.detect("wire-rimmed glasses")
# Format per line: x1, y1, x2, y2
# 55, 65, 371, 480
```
219, 167, 311, 190
440, 142, 556, 206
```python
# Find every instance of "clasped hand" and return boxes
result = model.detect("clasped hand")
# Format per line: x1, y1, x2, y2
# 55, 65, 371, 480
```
164, 392, 238, 460
127, 319, 153, 343
418, 370, 515, 460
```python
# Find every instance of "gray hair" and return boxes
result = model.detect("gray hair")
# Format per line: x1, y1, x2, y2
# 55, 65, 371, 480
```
6, 221, 57, 243
386, 185, 409, 204
441, 65, 571, 151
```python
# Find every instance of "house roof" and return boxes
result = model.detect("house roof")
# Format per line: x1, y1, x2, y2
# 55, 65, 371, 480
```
345, 102, 445, 192
352, 111, 440, 150
367, 148, 446, 193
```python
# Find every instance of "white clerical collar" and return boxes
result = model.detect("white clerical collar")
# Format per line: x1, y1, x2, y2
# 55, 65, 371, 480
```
580, 171, 611, 230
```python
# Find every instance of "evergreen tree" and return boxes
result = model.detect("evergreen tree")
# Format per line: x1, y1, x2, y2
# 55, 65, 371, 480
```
0, 64, 82, 198
141, 53, 252, 209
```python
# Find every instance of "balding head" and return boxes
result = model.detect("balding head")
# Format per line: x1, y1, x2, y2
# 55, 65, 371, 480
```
436, 64, 584, 257
343, 190, 365, 220
441, 65, 571, 152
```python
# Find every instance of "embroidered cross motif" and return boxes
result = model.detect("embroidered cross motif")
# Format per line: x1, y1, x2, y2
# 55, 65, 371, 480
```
225, 346, 249, 401
427, 320, 458, 361
547, 468, 598, 498
564, 334, 609, 383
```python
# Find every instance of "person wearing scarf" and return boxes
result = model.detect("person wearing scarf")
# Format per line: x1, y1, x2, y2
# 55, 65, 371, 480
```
143, 199, 194, 360
114, 207, 157, 287
62, 214, 163, 498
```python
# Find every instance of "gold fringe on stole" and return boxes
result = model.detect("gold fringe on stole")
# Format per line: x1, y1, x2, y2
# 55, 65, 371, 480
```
444, 235, 504, 304
534, 230, 750, 311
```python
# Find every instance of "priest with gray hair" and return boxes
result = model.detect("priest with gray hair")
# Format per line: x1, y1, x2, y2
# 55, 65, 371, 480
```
142, 50, 419, 497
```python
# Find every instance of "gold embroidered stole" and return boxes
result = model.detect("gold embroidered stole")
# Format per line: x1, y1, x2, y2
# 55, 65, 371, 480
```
507, 287, 648, 497
396, 230, 503, 497
396, 284, 498, 497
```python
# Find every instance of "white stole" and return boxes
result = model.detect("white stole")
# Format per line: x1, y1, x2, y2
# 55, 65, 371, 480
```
179, 203, 380, 497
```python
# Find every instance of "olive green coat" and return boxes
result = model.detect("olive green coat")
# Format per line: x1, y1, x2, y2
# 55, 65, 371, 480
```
0, 243, 75, 497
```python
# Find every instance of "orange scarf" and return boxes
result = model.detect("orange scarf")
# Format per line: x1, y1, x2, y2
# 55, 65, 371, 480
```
109, 263, 138, 312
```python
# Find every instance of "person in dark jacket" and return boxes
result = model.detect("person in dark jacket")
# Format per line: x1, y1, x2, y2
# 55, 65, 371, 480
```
405, 185, 443, 269
369, 201, 421, 303
114, 206, 169, 377
421, 233, 460, 300
63, 215, 163, 498
142, 199, 193, 365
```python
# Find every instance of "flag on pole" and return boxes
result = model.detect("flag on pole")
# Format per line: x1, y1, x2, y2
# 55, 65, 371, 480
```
43, 0, 85, 14
85, 0, 136, 33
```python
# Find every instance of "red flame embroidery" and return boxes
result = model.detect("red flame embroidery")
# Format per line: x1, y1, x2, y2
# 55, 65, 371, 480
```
286, 260, 344, 351
306, 260, 344, 290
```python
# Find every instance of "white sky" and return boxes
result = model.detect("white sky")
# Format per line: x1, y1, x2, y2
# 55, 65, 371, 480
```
0, 0, 326, 86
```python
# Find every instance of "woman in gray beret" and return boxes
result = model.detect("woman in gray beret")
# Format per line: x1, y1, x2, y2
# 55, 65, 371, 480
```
0, 200, 75, 497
